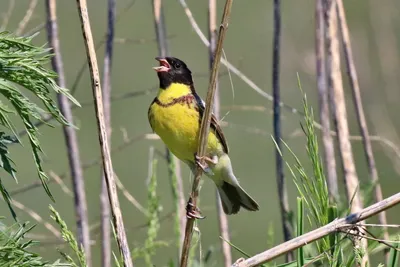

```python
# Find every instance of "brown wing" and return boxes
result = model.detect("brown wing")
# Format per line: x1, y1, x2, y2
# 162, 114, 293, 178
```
192, 88, 229, 154
210, 113, 229, 153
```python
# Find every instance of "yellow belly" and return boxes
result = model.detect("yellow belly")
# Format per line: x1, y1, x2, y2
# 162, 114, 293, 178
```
149, 103, 222, 162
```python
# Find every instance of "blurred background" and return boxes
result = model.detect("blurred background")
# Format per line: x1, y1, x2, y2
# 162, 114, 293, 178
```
1, 0, 400, 266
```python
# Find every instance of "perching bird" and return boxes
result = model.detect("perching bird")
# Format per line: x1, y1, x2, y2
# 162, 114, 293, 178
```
148, 56, 259, 216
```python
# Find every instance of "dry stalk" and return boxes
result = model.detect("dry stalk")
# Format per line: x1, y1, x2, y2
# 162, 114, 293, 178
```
10, 133, 158, 198
100, 0, 116, 266
180, 1, 233, 266
45, 0, 91, 265
16, 0, 38, 35
74, 0, 133, 266
272, 1, 293, 262
233, 192, 400, 266
208, 0, 232, 266
1, 0, 15, 31
336, 0, 389, 258
12, 199, 61, 239
49, 170, 73, 197
315, 0, 338, 201
115, 174, 147, 215
325, 0, 368, 265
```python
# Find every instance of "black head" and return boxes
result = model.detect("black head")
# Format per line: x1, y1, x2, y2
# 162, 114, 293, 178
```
153, 57, 193, 89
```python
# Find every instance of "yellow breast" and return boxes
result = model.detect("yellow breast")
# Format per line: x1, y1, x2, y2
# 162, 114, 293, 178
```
148, 83, 223, 162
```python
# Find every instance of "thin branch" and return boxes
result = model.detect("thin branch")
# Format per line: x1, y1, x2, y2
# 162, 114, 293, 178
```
336, 0, 389, 255
152, 0, 185, 260
180, 1, 233, 266
74, 0, 133, 266
115, 174, 147, 215
272, 1, 293, 262
10, 132, 158, 197
233, 192, 400, 266
70, 0, 137, 96
208, 0, 232, 266
45, 0, 92, 265
16, 0, 38, 36
100, 0, 116, 266
325, 1, 368, 264
49, 170, 73, 197
11, 199, 61, 239
22, 22, 45, 37
316, 0, 338, 201
0, 0, 15, 31
114, 35, 176, 45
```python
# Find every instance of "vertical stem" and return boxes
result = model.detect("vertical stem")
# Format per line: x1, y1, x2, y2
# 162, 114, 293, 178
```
315, 0, 339, 202
100, 0, 116, 266
45, 1, 92, 266
272, 0, 293, 262
152, 0, 186, 260
336, 0, 388, 259
75, 0, 133, 266
336, 0, 389, 256
325, 1, 368, 265
180, 1, 233, 266
208, 0, 232, 266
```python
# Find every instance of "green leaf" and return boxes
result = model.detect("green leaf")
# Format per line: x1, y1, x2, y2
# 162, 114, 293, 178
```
49, 205, 87, 267
0, 32, 80, 212
296, 197, 304, 267
0, 219, 70, 266
388, 236, 400, 267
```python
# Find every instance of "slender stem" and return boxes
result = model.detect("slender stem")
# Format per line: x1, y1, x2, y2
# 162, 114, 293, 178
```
233, 192, 400, 267
1, 0, 15, 31
272, 0, 293, 262
316, 0, 338, 202
74, 0, 133, 266
180, 1, 233, 266
12, 198, 61, 239
325, 1, 368, 265
208, 0, 232, 266
336, 0, 389, 255
16, 0, 37, 35
45, 1, 92, 266
100, 0, 116, 266
152, 0, 185, 260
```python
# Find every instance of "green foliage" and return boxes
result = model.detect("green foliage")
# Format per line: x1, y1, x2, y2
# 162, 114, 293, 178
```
0, 133, 18, 218
275, 92, 336, 261
49, 206, 87, 267
296, 197, 304, 267
0, 220, 69, 267
388, 236, 399, 267
167, 151, 182, 251
0, 32, 80, 217
132, 158, 168, 266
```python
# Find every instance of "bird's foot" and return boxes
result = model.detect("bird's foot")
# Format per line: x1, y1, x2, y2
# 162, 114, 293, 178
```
194, 153, 217, 175
186, 197, 205, 220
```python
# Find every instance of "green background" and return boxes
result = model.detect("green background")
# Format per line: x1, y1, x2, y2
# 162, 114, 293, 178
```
1, 0, 399, 266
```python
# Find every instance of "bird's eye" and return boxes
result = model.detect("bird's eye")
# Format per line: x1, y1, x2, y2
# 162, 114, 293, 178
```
175, 62, 181, 68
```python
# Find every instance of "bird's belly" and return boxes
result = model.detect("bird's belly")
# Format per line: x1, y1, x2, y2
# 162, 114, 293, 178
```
150, 104, 221, 162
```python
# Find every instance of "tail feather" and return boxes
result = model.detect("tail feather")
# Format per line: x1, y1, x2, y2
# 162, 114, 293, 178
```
217, 181, 259, 215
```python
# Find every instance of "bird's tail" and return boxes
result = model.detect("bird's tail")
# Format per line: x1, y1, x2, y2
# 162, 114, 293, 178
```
217, 181, 259, 215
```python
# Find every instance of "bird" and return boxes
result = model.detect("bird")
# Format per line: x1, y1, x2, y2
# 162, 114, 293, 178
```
148, 56, 259, 216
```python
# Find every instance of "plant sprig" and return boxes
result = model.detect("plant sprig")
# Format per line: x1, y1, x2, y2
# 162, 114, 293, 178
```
0, 32, 80, 218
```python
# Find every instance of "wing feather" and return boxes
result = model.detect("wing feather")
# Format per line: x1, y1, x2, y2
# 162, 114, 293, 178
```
191, 87, 229, 154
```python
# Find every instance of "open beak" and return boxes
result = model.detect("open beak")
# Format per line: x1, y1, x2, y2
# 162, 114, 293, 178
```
153, 57, 171, 72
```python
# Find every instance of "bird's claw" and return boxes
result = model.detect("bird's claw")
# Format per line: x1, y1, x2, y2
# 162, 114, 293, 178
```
194, 153, 216, 175
186, 198, 205, 220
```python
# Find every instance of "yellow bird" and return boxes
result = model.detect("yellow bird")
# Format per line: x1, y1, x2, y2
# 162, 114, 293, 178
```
148, 57, 259, 216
